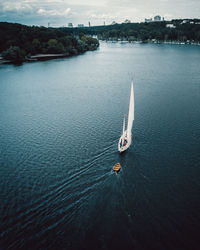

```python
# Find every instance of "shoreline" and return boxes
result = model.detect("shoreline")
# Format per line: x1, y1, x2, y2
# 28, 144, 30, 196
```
101, 39, 200, 46
1, 40, 199, 65
0, 50, 96, 65
0, 54, 66, 65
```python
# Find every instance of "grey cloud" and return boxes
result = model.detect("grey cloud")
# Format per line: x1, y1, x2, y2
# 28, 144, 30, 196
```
0, 0, 199, 26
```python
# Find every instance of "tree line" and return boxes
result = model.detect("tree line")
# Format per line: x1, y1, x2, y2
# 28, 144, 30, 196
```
64, 19, 200, 43
0, 22, 99, 63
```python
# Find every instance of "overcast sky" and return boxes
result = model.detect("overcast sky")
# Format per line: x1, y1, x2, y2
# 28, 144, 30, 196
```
0, 0, 199, 27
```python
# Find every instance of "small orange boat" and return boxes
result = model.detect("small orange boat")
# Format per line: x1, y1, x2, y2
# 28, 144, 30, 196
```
113, 163, 121, 172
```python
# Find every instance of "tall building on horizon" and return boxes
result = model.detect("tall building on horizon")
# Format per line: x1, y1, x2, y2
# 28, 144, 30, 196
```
154, 15, 161, 21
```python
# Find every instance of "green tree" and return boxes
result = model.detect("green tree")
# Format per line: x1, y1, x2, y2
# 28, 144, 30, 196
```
32, 38, 41, 53
47, 39, 65, 53
2, 46, 25, 62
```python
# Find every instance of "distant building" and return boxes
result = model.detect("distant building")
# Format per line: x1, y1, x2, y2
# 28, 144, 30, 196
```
123, 19, 131, 24
88, 21, 91, 27
104, 21, 106, 26
145, 18, 152, 23
154, 15, 161, 21
68, 23, 73, 28
166, 24, 176, 28
78, 24, 84, 27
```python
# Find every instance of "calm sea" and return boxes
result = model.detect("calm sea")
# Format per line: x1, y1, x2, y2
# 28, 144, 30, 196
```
0, 42, 200, 250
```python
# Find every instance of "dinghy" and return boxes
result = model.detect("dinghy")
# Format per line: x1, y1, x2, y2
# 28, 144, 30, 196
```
113, 163, 121, 172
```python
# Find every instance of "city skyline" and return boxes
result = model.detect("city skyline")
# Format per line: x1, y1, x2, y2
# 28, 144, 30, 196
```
0, 0, 199, 27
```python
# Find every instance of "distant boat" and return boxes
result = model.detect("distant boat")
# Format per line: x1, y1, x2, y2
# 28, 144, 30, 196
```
113, 163, 121, 172
118, 80, 134, 153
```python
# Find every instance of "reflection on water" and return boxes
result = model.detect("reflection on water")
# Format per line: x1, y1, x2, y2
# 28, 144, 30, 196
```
0, 42, 200, 250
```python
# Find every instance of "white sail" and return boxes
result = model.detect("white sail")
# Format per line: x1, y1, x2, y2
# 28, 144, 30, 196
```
127, 81, 134, 139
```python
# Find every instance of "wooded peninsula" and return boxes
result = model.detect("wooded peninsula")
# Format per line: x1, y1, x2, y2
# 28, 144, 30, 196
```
0, 22, 99, 63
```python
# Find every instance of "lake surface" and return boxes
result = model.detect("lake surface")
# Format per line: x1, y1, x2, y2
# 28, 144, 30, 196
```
0, 42, 200, 250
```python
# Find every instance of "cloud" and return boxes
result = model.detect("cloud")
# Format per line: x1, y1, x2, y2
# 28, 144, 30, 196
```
66, 0, 107, 7
86, 12, 117, 20
37, 8, 45, 15
37, 7, 71, 16
0, 0, 71, 15
0, 0, 199, 27
1, 2, 33, 12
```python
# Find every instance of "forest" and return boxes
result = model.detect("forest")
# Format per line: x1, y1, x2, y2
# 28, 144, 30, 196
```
0, 22, 99, 63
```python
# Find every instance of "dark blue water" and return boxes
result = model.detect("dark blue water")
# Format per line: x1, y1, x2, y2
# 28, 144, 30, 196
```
0, 42, 200, 250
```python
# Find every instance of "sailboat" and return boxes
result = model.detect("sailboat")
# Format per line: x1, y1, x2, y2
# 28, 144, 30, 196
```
118, 80, 134, 153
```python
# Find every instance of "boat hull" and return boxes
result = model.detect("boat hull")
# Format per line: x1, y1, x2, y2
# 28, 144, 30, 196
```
118, 130, 131, 153
113, 163, 121, 172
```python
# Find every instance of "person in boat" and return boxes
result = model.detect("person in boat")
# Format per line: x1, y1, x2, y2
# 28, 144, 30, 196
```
120, 139, 122, 147
123, 138, 128, 146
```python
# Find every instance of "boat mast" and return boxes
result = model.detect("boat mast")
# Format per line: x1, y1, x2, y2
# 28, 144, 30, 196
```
122, 116, 125, 134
